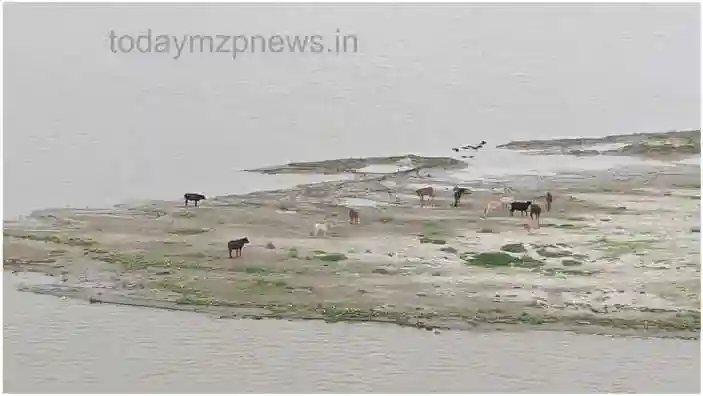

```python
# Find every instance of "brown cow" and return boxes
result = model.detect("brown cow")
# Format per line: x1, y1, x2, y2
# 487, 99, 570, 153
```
348, 208, 360, 224
416, 187, 434, 208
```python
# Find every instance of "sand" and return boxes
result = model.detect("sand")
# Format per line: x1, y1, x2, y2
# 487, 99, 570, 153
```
4, 140, 701, 339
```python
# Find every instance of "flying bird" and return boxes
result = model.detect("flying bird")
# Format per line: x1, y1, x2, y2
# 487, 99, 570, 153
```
459, 140, 487, 150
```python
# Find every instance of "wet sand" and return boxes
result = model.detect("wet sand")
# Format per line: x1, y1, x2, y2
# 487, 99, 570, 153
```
4, 139, 701, 339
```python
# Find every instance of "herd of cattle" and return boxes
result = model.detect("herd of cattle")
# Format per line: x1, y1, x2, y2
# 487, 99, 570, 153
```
181, 186, 555, 258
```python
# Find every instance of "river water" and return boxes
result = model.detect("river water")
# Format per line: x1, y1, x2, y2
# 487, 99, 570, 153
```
3, 4, 701, 393
3, 273, 700, 393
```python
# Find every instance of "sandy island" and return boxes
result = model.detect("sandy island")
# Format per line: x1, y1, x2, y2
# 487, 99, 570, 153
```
4, 131, 701, 339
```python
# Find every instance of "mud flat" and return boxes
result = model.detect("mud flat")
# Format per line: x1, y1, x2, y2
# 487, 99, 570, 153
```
4, 149, 701, 339
497, 129, 700, 159
245, 154, 466, 175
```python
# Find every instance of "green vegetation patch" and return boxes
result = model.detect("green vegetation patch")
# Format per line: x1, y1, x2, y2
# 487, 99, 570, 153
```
5, 232, 96, 247
242, 266, 271, 274
561, 259, 583, 266
500, 243, 527, 253
254, 279, 288, 288
419, 236, 447, 245
151, 279, 213, 305
593, 237, 659, 258
462, 252, 544, 268
315, 252, 348, 262
419, 221, 448, 244
169, 228, 210, 236
92, 252, 170, 270
439, 246, 458, 254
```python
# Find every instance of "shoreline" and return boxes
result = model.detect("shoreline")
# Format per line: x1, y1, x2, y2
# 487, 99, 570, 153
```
6, 273, 696, 341
4, 134, 701, 340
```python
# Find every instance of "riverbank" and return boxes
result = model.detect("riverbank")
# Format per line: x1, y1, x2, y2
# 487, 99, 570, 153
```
6, 272, 699, 394
4, 145, 701, 339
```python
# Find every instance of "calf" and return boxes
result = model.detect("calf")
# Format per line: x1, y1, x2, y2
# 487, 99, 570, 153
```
313, 223, 330, 237
509, 201, 532, 216
228, 237, 250, 258
453, 186, 468, 208
416, 187, 434, 208
184, 193, 206, 207
482, 200, 503, 218
529, 203, 542, 226
545, 192, 553, 212
348, 208, 360, 224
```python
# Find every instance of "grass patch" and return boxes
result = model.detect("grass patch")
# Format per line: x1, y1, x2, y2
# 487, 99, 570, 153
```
500, 243, 527, 253
315, 253, 348, 262
423, 220, 441, 233
94, 252, 169, 269
561, 259, 583, 266
517, 312, 545, 325
419, 236, 447, 245
439, 246, 458, 254
287, 248, 299, 258
593, 237, 659, 259
254, 279, 288, 288
556, 224, 577, 229
84, 247, 109, 255
560, 269, 597, 276
169, 228, 210, 236
319, 305, 370, 323
463, 252, 543, 268
176, 294, 213, 305
151, 279, 213, 305
477, 227, 496, 233
420, 221, 447, 244
5, 233, 97, 247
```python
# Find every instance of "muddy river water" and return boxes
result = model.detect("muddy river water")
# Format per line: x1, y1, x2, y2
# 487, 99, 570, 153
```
4, 273, 700, 393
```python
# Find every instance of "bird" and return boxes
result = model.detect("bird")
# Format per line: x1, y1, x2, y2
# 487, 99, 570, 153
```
460, 140, 487, 150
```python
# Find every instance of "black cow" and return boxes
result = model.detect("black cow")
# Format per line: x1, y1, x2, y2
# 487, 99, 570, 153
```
228, 237, 250, 258
453, 186, 469, 208
184, 193, 206, 207
509, 201, 532, 216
